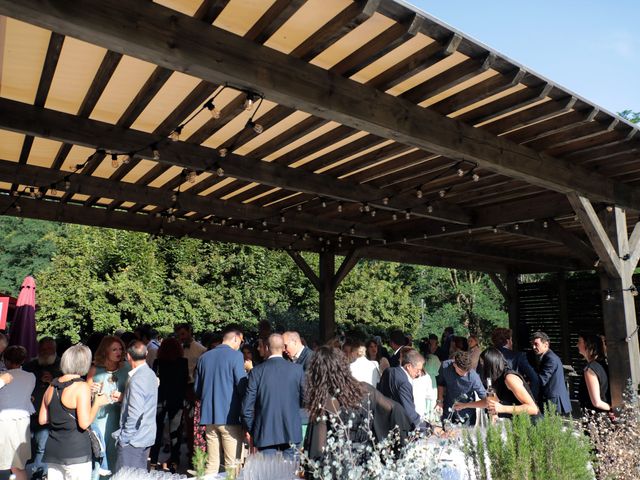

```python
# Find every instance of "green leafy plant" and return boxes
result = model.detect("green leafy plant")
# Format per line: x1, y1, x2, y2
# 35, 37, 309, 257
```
192, 446, 207, 480
464, 408, 593, 480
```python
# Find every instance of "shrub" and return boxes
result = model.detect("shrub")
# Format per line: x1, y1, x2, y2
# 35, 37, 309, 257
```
464, 408, 593, 480
582, 384, 640, 480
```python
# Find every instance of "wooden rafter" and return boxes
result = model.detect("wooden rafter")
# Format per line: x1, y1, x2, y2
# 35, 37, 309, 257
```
1, 0, 636, 211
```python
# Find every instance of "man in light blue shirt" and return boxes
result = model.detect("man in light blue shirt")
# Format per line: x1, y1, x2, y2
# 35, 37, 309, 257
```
114, 340, 158, 473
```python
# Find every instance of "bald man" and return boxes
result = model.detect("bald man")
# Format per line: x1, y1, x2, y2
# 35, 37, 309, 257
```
282, 331, 313, 371
241, 334, 304, 456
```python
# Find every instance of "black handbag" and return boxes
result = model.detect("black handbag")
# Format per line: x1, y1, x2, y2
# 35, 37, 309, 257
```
87, 427, 103, 458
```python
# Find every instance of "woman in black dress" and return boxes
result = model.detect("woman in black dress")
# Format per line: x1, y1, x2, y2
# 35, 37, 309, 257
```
576, 333, 610, 413
150, 337, 188, 471
454, 348, 539, 418
40, 344, 109, 480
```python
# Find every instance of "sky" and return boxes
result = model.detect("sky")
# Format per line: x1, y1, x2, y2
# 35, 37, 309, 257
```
408, 1, 639, 116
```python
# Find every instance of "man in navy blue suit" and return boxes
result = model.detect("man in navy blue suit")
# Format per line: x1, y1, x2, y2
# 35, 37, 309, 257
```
531, 331, 572, 415
491, 328, 540, 399
242, 334, 304, 455
194, 328, 247, 475
378, 349, 426, 429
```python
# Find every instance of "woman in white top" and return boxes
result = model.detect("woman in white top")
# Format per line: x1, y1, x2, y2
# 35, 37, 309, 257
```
0, 345, 36, 480
350, 341, 381, 386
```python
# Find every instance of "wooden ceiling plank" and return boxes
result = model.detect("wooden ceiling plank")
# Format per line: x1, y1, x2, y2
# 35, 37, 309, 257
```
244, 0, 308, 44
290, 0, 381, 61
365, 33, 461, 91
331, 13, 423, 77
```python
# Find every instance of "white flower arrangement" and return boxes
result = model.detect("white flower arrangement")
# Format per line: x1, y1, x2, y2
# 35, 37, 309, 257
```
299, 406, 463, 480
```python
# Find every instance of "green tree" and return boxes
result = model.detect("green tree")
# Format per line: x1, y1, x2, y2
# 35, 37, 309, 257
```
620, 110, 640, 123
0, 217, 62, 295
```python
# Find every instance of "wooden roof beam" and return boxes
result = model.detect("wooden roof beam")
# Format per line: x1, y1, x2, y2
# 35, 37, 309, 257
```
0, 159, 385, 240
0, 98, 472, 225
2, 0, 637, 208
0, 195, 320, 252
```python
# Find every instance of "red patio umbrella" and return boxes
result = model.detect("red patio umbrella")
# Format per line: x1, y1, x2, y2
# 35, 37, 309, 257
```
9, 275, 38, 358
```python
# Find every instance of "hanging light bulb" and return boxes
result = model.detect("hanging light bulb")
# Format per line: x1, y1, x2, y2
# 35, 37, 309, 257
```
218, 148, 228, 158
110, 154, 119, 168
35, 189, 43, 199
426, 204, 434, 213
423, 233, 428, 239
403, 237, 407, 244
416, 188, 423, 199
493, 226, 498, 233
280, 215, 286, 223
350, 227, 355, 235
15, 205, 22, 213
152, 147, 160, 161
243, 93, 255, 111
321, 199, 327, 208
472, 173, 480, 182
606, 205, 614, 212
297, 204, 303, 211
405, 210, 411, 220
382, 197, 389, 205
457, 168, 465, 177
29, 187, 36, 198
216, 167, 225, 177
543, 221, 548, 228
365, 239, 370, 245
171, 192, 178, 202
50, 187, 58, 196
246, 120, 263, 134
123, 153, 133, 164
221, 219, 227, 226
11, 190, 19, 197
439, 189, 447, 198
64, 179, 71, 190
337, 202, 343, 213
441, 225, 447, 232
261, 220, 268, 227
200, 225, 207, 232
514, 224, 520, 230
364, 203, 371, 212
159, 227, 164, 234
169, 126, 182, 142
168, 214, 176, 223
154, 213, 162, 219
370, 209, 376, 217
205, 99, 221, 119
186, 170, 197, 184
392, 213, 398, 221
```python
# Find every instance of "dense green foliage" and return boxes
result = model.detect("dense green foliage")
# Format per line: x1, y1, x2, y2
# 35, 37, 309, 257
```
0, 217, 507, 343
620, 110, 640, 123
464, 410, 593, 480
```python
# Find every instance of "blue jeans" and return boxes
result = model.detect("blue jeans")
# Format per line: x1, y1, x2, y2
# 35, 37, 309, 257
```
28, 427, 49, 477
258, 445, 297, 459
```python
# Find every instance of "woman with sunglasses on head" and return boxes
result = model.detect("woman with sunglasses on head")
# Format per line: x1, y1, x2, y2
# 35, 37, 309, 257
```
86, 336, 131, 479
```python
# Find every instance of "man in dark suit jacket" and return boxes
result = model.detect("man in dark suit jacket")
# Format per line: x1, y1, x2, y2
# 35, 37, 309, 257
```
388, 330, 408, 368
491, 328, 540, 399
531, 331, 571, 415
242, 334, 304, 455
283, 331, 313, 371
378, 349, 425, 429
194, 328, 247, 475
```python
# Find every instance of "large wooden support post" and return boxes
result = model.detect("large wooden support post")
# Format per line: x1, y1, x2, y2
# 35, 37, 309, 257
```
319, 251, 336, 343
569, 193, 640, 405
558, 272, 571, 363
506, 273, 520, 350
599, 208, 640, 405
287, 249, 361, 344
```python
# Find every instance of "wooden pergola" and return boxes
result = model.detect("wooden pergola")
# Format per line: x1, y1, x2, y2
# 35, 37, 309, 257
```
0, 0, 638, 404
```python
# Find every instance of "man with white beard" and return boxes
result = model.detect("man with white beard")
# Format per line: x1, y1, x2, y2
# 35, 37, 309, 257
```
24, 337, 62, 479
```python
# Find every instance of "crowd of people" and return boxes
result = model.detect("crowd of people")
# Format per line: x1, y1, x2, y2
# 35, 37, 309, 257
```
0, 322, 611, 480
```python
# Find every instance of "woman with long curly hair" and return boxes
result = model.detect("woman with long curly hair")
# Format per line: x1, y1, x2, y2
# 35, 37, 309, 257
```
577, 333, 610, 413
304, 346, 375, 460
86, 336, 131, 479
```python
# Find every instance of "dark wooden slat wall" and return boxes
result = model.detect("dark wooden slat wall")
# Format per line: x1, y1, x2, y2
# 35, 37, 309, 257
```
514, 275, 640, 401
